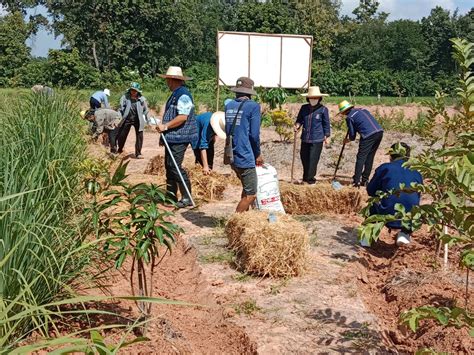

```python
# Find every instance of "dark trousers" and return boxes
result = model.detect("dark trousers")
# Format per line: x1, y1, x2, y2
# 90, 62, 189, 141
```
193, 139, 215, 169
165, 143, 191, 201
353, 131, 383, 185
117, 119, 143, 156
107, 127, 119, 153
300, 141, 323, 183
90, 97, 101, 110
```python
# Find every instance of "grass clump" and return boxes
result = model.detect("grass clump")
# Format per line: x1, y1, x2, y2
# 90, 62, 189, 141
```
0, 93, 95, 348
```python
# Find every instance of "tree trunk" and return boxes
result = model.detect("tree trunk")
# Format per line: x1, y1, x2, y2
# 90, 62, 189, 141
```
92, 41, 99, 70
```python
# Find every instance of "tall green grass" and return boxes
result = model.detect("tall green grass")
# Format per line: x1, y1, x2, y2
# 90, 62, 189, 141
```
0, 93, 93, 348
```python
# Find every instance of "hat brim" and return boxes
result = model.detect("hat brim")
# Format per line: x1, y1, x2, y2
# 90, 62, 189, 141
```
230, 86, 257, 96
129, 87, 142, 94
337, 104, 354, 115
301, 93, 329, 97
158, 74, 192, 81
210, 111, 226, 139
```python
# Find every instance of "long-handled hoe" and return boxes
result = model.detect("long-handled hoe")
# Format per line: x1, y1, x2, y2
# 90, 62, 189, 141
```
331, 131, 349, 191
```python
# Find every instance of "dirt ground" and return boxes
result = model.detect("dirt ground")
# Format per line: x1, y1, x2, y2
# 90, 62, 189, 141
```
83, 122, 472, 353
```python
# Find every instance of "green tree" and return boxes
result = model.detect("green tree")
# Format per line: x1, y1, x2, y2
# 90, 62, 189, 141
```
353, 0, 380, 22
0, 12, 31, 85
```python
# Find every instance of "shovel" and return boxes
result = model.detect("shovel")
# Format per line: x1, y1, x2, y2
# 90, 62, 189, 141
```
290, 129, 298, 183
331, 131, 349, 191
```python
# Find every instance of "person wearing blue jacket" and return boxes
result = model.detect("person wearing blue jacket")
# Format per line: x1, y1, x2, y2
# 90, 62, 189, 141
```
294, 86, 331, 184
90, 89, 110, 110
338, 100, 384, 187
225, 77, 262, 213
156, 66, 198, 209
193, 111, 215, 174
366, 142, 423, 246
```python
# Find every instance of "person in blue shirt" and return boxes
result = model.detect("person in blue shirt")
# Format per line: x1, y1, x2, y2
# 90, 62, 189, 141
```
294, 86, 331, 184
156, 66, 198, 209
193, 111, 216, 174
225, 77, 263, 213
366, 142, 423, 246
338, 100, 384, 187
90, 89, 110, 110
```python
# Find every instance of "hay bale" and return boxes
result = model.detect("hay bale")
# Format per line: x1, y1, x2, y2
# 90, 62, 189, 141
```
280, 182, 362, 215
226, 211, 309, 277
144, 155, 165, 175
187, 165, 227, 201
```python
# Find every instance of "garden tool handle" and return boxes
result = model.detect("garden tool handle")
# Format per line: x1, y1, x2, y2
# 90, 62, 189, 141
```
291, 130, 298, 183
333, 131, 349, 181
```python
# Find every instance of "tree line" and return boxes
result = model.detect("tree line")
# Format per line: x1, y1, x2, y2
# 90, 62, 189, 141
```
1, 0, 473, 96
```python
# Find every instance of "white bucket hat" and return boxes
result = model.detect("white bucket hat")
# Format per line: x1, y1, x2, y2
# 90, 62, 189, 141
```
159, 66, 192, 81
301, 86, 329, 98
104, 88, 110, 96
210, 111, 226, 139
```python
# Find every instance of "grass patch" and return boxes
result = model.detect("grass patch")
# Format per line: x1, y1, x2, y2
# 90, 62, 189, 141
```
199, 251, 235, 264
232, 273, 252, 282
234, 299, 261, 315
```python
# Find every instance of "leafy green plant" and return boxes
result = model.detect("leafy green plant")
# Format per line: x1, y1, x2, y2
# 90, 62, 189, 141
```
271, 110, 294, 141
90, 162, 182, 329
260, 87, 288, 110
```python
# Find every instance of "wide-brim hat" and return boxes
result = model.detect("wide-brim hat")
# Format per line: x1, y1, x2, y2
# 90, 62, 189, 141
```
210, 111, 226, 139
337, 100, 354, 115
230, 77, 257, 96
158, 66, 192, 81
301, 86, 329, 98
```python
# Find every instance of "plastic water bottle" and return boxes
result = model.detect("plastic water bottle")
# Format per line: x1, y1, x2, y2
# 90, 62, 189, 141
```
268, 212, 277, 223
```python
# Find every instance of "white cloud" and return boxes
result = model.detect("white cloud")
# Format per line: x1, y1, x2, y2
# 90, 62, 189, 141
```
341, 0, 467, 20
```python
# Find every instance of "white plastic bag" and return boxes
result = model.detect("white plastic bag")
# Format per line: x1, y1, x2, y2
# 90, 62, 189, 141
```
255, 164, 285, 213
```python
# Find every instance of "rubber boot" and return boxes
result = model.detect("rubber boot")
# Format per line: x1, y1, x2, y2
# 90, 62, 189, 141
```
176, 181, 193, 209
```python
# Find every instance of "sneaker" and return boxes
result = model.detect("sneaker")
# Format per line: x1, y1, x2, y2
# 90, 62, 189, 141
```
176, 199, 193, 209
396, 231, 411, 246
135, 154, 144, 159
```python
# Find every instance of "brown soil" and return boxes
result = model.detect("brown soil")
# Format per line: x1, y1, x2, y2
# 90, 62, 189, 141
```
356, 230, 473, 353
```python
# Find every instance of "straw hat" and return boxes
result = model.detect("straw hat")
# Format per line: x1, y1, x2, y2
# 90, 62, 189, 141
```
337, 100, 354, 114
230, 77, 257, 96
159, 66, 192, 81
104, 88, 110, 96
301, 86, 329, 98
210, 111, 226, 139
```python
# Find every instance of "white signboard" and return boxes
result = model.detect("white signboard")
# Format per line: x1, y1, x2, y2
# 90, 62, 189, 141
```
217, 31, 313, 89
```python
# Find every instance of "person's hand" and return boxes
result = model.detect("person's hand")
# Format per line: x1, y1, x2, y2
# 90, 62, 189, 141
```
343, 137, 351, 144
256, 155, 264, 166
324, 136, 331, 146
203, 166, 211, 175
293, 124, 300, 132
156, 124, 167, 133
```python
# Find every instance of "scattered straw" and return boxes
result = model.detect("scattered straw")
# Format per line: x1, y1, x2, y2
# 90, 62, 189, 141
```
144, 155, 166, 175
226, 211, 309, 277
186, 165, 227, 201
280, 182, 362, 215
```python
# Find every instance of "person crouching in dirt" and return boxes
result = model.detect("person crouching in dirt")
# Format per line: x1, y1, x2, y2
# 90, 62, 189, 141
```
338, 100, 384, 187
294, 86, 331, 185
117, 82, 150, 159
366, 142, 423, 246
81, 108, 122, 154
90, 89, 111, 110
225, 77, 263, 213
156, 66, 198, 209
193, 111, 219, 175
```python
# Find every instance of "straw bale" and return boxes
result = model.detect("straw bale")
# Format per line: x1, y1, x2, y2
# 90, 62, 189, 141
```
144, 154, 165, 175
226, 211, 309, 277
280, 182, 362, 215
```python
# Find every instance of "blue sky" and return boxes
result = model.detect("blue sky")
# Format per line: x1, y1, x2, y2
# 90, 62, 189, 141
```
1, 1, 471, 57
